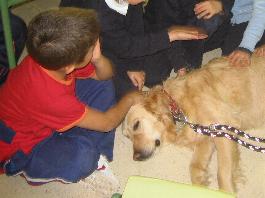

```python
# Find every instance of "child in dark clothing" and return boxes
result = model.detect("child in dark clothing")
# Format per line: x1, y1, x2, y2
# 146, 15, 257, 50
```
145, 0, 234, 70
0, 8, 142, 197
97, 0, 208, 99
59, 0, 207, 99
0, 11, 27, 84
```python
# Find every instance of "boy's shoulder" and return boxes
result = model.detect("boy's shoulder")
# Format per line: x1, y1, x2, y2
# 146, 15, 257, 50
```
8, 55, 45, 85
5, 55, 73, 96
13, 55, 39, 73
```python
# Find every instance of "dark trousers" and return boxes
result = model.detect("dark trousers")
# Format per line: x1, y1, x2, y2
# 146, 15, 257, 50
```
184, 15, 230, 69
113, 15, 229, 99
144, 0, 232, 70
222, 22, 265, 56
0, 11, 27, 84
2, 79, 116, 183
113, 49, 173, 99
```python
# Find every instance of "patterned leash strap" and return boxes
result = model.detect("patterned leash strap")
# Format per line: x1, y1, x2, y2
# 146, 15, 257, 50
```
163, 87, 265, 154
172, 111, 265, 154
208, 124, 265, 143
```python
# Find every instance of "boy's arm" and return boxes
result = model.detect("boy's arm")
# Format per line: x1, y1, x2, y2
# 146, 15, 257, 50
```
76, 91, 142, 132
91, 55, 114, 80
91, 40, 114, 80
238, 0, 265, 52
228, 0, 265, 67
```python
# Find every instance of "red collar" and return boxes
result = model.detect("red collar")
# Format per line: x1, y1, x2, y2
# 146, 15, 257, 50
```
162, 88, 181, 114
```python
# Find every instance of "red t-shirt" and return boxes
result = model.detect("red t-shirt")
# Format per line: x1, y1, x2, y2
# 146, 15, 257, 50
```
0, 55, 95, 162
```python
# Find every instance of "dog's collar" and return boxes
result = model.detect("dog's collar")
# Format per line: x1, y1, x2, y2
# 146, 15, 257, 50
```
162, 88, 180, 114
162, 88, 188, 126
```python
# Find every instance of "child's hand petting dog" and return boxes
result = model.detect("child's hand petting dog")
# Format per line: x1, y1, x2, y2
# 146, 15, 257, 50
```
254, 44, 265, 57
127, 71, 146, 90
228, 50, 251, 67
168, 25, 208, 42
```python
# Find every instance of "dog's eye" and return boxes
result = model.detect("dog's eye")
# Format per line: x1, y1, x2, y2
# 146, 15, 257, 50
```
155, 139, 160, 147
133, 120, 140, 131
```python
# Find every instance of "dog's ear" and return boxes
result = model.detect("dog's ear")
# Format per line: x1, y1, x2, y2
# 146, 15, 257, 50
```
143, 86, 177, 142
144, 86, 170, 117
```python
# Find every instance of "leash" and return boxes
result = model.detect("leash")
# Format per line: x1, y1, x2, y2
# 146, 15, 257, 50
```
162, 89, 265, 154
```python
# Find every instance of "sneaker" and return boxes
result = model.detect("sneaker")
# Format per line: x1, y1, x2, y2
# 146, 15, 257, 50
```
79, 155, 120, 198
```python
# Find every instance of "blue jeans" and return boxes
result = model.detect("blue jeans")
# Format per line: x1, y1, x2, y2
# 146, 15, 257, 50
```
3, 79, 116, 183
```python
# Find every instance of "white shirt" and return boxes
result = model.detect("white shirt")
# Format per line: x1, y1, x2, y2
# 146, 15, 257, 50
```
105, 0, 129, 15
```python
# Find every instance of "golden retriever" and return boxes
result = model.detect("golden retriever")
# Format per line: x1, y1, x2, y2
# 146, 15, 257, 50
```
122, 56, 265, 193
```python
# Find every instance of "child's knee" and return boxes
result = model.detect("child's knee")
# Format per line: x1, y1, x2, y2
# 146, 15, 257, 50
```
69, 149, 100, 182
198, 15, 225, 35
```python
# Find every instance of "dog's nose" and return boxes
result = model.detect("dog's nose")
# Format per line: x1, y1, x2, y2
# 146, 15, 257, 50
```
133, 151, 152, 161
133, 152, 142, 161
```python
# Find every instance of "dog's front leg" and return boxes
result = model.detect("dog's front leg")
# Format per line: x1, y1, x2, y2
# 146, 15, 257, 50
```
214, 138, 238, 193
190, 137, 215, 186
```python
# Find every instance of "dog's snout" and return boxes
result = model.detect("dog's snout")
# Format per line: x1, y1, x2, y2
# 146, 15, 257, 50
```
133, 150, 153, 161
133, 152, 142, 161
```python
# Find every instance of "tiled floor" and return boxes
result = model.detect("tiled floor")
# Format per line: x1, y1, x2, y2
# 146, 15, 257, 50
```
12, 0, 60, 23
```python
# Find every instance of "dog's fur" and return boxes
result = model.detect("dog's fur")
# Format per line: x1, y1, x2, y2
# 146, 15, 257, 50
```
123, 56, 265, 193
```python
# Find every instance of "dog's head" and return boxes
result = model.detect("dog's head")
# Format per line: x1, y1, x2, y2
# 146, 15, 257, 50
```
123, 86, 177, 161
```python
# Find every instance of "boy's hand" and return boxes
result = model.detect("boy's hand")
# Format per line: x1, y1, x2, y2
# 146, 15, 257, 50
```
125, 90, 144, 106
194, 0, 223, 19
228, 50, 251, 67
254, 44, 265, 57
127, 71, 146, 90
168, 25, 208, 42
77, 90, 143, 132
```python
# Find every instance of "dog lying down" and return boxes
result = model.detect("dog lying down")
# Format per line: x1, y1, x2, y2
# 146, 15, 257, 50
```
122, 56, 265, 193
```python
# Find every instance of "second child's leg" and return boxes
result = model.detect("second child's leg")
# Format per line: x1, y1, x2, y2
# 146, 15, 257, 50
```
221, 22, 248, 56
113, 71, 137, 100
143, 50, 172, 87
113, 50, 173, 100
203, 17, 231, 53
185, 14, 227, 69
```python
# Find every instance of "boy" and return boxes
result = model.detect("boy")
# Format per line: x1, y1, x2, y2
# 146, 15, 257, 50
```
0, 7, 141, 196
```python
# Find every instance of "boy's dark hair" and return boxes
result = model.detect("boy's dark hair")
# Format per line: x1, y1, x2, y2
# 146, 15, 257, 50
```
26, 7, 100, 70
